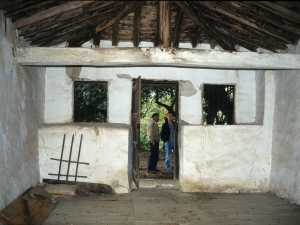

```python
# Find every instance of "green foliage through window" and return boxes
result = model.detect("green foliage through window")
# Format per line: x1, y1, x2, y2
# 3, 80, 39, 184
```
74, 82, 107, 123
140, 86, 176, 149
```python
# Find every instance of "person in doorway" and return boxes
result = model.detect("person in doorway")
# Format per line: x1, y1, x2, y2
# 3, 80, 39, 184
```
147, 113, 160, 172
160, 111, 175, 173
213, 110, 227, 125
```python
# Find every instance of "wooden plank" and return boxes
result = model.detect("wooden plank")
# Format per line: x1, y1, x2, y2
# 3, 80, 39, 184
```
159, 1, 171, 48
0, 0, 23, 10
251, 1, 300, 25
112, 22, 119, 46
18, 1, 118, 37
4, 1, 56, 17
228, 1, 300, 37
16, 47, 300, 69
199, 1, 298, 45
191, 27, 202, 48
0, 186, 57, 225
173, 7, 184, 48
14, 1, 96, 29
133, 6, 142, 47
154, 2, 160, 47
95, 1, 145, 33
199, 9, 288, 50
174, 1, 235, 51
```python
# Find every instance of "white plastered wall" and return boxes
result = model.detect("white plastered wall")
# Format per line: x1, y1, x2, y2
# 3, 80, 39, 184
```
180, 72, 274, 192
0, 12, 45, 210
270, 44, 300, 205
41, 64, 261, 193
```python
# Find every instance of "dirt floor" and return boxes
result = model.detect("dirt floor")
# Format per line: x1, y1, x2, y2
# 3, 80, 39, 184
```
139, 148, 174, 179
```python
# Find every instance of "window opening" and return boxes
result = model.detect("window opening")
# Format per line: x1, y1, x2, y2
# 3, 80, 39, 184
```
74, 81, 107, 122
203, 85, 234, 125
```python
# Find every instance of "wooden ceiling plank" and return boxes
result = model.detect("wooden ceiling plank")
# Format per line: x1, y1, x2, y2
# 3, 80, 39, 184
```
199, 9, 288, 50
24, 7, 122, 43
28, 13, 111, 46
133, 6, 142, 47
251, 1, 300, 25
18, 1, 118, 36
14, 1, 96, 29
4, 1, 57, 18
0, 0, 23, 10
227, 1, 300, 37
216, 25, 279, 53
159, 1, 171, 48
174, 1, 235, 51
199, 1, 297, 45
95, 1, 146, 33
112, 22, 119, 46
173, 7, 184, 48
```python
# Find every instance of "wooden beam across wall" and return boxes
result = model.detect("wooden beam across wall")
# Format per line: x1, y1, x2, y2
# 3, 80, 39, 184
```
16, 47, 300, 69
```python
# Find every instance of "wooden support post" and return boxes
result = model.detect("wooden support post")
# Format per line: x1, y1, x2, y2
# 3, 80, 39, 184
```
133, 6, 142, 47
112, 22, 119, 46
159, 1, 171, 48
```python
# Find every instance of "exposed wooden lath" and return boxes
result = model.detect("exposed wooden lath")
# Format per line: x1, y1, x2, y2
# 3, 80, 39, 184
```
1, 1, 300, 53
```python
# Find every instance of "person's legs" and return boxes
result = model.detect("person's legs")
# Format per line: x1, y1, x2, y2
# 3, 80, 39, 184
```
165, 142, 173, 172
147, 141, 159, 171
153, 141, 159, 170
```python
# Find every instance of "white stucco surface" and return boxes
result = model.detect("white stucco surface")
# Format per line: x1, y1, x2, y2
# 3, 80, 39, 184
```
38, 124, 131, 194
0, 13, 45, 210
270, 62, 300, 204
179, 71, 275, 193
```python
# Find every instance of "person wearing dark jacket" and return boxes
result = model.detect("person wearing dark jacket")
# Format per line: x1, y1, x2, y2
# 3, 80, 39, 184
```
160, 111, 175, 172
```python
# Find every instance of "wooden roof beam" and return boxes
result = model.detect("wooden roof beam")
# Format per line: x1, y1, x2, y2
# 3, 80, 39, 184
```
173, 7, 184, 48
251, 1, 300, 25
4, 1, 56, 18
174, 1, 235, 51
14, 1, 96, 29
159, 1, 171, 48
18, 1, 119, 37
200, 9, 288, 50
112, 22, 119, 46
95, 1, 145, 33
133, 6, 142, 47
199, 1, 297, 45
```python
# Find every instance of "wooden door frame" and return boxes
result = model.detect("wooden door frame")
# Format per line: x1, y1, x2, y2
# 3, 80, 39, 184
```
141, 79, 180, 179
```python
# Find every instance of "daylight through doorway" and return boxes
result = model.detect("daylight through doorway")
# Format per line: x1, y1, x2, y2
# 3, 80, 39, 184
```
139, 81, 178, 180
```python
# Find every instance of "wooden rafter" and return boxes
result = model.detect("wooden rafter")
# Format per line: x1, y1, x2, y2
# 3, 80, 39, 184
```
4, 1, 56, 17
159, 1, 171, 48
14, 1, 96, 29
18, 1, 119, 37
95, 1, 145, 33
173, 7, 184, 48
112, 22, 119, 46
251, 1, 300, 25
174, 1, 235, 51
133, 6, 142, 47
199, 1, 298, 44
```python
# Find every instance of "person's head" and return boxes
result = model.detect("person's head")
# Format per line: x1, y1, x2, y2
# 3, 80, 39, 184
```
151, 113, 159, 122
217, 110, 223, 117
166, 111, 174, 122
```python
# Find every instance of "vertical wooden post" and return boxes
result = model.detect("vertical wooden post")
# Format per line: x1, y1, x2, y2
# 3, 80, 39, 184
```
159, 1, 171, 48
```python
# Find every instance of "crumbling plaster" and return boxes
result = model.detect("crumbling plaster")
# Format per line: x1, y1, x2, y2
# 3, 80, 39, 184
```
0, 13, 45, 210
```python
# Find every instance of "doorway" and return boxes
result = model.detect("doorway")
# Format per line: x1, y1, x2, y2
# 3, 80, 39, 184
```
138, 80, 179, 181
